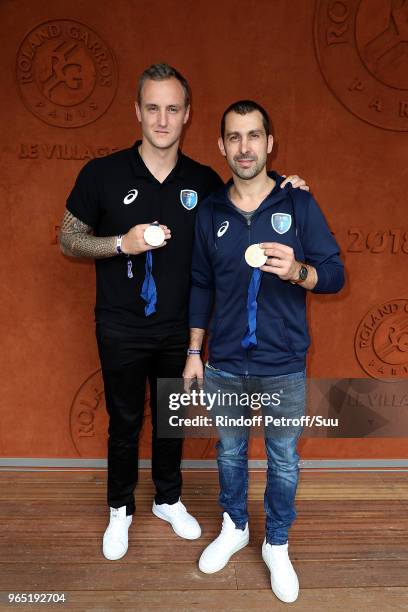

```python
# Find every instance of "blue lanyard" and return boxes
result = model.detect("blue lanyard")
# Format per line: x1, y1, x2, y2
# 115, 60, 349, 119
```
140, 250, 157, 316
241, 268, 263, 349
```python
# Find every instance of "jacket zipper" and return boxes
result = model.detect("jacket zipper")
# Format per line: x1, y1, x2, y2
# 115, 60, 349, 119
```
245, 216, 252, 377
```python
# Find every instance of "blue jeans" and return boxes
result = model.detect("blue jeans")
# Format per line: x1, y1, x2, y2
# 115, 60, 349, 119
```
204, 365, 306, 545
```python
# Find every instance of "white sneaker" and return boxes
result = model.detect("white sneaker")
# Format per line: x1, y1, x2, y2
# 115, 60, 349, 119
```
262, 539, 299, 603
102, 506, 132, 561
152, 499, 201, 540
199, 512, 249, 574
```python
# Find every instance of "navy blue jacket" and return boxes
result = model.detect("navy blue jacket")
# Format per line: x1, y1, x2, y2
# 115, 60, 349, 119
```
189, 172, 345, 376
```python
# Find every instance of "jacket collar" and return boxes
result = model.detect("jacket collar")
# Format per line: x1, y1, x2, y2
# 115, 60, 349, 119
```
214, 170, 291, 216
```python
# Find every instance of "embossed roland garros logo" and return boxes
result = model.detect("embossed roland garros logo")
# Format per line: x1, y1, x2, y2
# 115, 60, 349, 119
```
315, 0, 408, 131
69, 370, 108, 457
355, 299, 408, 379
69, 370, 151, 457
16, 20, 118, 128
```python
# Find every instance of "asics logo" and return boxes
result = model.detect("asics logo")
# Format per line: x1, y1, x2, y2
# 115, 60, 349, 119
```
217, 221, 229, 238
123, 189, 138, 204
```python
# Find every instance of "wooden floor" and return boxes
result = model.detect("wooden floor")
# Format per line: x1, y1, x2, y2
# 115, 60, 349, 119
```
0, 469, 407, 611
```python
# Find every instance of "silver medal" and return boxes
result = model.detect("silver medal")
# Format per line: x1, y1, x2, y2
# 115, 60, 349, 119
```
144, 223, 165, 247
245, 244, 267, 268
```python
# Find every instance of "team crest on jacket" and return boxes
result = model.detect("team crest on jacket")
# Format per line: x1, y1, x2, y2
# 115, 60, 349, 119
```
180, 189, 198, 210
271, 213, 292, 234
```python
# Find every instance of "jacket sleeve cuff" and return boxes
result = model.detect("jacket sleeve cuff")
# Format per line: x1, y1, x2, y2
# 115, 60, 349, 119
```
189, 314, 211, 329
312, 264, 345, 294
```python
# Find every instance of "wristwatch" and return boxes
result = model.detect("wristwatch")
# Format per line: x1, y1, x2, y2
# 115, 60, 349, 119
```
290, 263, 308, 284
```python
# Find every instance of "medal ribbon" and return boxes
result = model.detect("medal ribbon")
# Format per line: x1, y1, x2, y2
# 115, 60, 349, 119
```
140, 250, 157, 316
241, 268, 263, 349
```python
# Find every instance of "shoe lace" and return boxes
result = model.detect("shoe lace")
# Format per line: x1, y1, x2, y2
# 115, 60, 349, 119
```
268, 545, 290, 570
110, 508, 127, 522
169, 501, 187, 516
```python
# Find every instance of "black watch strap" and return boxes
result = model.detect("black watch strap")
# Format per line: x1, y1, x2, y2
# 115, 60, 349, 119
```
291, 264, 308, 284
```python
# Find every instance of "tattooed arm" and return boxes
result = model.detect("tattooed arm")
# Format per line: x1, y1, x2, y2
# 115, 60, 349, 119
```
59, 209, 172, 259
59, 209, 117, 259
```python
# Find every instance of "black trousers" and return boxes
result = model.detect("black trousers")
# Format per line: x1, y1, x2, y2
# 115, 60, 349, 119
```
96, 325, 188, 515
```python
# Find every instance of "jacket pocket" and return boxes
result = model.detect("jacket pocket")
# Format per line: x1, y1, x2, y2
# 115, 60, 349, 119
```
257, 316, 297, 359
210, 317, 225, 349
